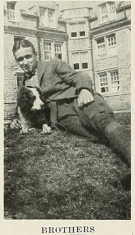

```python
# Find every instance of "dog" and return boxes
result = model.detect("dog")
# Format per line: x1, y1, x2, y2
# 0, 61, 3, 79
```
17, 86, 51, 134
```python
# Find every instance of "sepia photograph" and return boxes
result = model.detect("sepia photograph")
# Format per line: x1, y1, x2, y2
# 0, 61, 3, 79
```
3, 1, 131, 221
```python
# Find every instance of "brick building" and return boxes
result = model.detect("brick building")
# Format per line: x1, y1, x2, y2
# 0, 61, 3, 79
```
60, 1, 131, 111
90, 1, 131, 111
4, 1, 131, 121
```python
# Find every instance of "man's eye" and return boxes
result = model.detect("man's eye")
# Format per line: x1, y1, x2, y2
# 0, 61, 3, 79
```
17, 57, 23, 62
25, 55, 32, 59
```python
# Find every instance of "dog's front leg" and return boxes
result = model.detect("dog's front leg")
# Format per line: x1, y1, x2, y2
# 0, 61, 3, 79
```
42, 124, 51, 134
18, 107, 31, 134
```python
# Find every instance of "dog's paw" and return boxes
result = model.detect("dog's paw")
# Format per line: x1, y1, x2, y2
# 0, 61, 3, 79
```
29, 128, 36, 132
42, 124, 51, 134
20, 126, 29, 134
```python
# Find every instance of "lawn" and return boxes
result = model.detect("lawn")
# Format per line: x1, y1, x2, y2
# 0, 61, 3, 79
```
4, 112, 131, 220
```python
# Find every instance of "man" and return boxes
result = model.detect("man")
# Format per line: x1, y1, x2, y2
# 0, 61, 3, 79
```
10, 39, 131, 190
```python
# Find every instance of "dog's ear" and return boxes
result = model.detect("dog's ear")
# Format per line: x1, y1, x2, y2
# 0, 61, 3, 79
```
17, 86, 31, 110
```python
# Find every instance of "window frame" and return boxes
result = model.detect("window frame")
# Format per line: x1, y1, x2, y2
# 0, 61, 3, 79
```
7, 2, 16, 21
96, 33, 117, 59
43, 40, 63, 61
39, 7, 55, 28
72, 51, 89, 71
15, 72, 24, 89
69, 22, 86, 39
98, 69, 120, 94
99, 2, 116, 24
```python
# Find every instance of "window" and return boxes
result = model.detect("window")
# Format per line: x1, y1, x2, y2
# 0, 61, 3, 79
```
78, 22, 85, 37
109, 2, 116, 21
97, 37, 106, 58
44, 41, 52, 61
98, 69, 120, 93
99, 72, 108, 92
96, 33, 117, 59
107, 34, 117, 56
72, 53, 80, 70
70, 23, 77, 38
100, 2, 116, 23
16, 72, 24, 88
110, 70, 120, 92
70, 22, 86, 38
108, 34, 116, 46
81, 52, 88, 69
48, 9, 54, 27
54, 43, 62, 59
7, 2, 16, 21
100, 4, 108, 23
39, 7, 54, 28
44, 41, 63, 61
72, 52, 88, 70
40, 8, 47, 26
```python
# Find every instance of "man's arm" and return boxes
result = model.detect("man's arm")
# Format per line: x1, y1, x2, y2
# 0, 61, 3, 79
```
53, 58, 94, 93
53, 58, 94, 107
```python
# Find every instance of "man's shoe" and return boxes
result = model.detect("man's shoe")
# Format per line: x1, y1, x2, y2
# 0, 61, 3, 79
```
120, 168, 131, 191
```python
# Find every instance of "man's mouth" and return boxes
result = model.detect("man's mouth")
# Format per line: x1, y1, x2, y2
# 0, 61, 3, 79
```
23, 64, 31, 71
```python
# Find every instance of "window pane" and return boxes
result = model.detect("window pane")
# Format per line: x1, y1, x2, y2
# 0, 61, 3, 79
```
16, 73, 24, 88
80, 31, 85, 36
99, 72, 108, 93
100, 3, 108, 23
97, 38, 106, 58
55, 53, 62, 60
54, 43, 61, 52
108, 34, 116, 46
81, 52, 88, 69
110, 70, 120, 92
70, 23, 77, 37
44, 42, 51, 51
40, 8, 46, 26
74, 63, 79, 70
82, 63, 88, 69
48, 9, 54, 27
71, 32, 77, 37
45, 52, 52, 61
109, 2, 116, 21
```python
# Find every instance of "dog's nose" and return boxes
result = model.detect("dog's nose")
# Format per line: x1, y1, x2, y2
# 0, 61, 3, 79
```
40, 102, 44, 108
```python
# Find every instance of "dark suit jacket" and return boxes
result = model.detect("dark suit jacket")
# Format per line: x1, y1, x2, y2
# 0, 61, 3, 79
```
36, 58, 93, 102
23, 58, 94, 124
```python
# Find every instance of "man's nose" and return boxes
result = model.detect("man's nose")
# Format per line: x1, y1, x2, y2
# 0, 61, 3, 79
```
23, 57, 28, 64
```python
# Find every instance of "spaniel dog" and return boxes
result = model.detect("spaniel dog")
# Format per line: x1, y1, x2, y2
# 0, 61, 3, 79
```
17, 86, 51, 134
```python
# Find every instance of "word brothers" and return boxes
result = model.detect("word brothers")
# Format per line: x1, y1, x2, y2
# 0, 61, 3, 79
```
41, 226, 95, 234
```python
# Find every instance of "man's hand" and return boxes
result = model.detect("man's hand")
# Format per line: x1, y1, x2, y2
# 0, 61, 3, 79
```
78, 89, 94, 108
10, 119, 21, 129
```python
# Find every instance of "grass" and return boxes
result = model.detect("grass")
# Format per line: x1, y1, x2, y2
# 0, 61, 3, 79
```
4, 112, 131, 220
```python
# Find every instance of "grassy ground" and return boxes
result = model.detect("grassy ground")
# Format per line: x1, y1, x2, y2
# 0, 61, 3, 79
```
4, 113, 131, 220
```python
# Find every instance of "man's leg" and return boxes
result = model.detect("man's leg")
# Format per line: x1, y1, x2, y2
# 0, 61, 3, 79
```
74, 94, 131, 190
74, 94, 131, 167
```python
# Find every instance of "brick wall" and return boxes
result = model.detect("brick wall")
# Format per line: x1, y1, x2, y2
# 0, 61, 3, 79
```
93, 27, 131, 111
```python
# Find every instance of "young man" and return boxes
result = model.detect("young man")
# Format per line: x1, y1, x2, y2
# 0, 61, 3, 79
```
10, 39, 131, 190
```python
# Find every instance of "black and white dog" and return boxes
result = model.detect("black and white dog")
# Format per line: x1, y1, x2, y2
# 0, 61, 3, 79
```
17, 86, 51, 134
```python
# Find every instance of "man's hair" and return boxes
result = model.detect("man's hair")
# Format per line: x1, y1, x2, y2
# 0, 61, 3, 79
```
12, 39, 36, 56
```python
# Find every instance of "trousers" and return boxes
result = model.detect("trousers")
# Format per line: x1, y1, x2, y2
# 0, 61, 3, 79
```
55, 94, 131, 167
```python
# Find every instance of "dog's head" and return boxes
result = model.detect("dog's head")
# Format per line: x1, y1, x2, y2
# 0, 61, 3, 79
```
17, 86, 45, 112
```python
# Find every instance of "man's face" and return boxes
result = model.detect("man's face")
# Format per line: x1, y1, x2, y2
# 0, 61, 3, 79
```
14, 47, 37, 74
